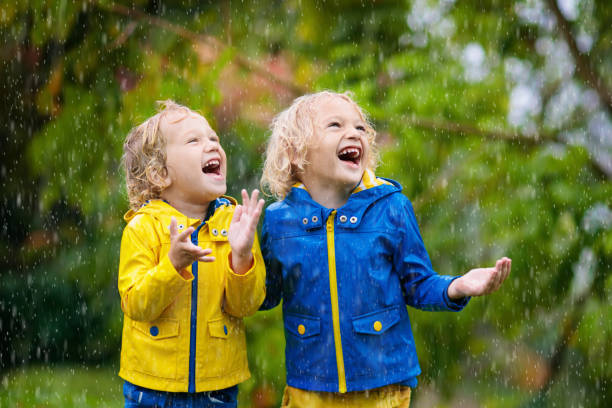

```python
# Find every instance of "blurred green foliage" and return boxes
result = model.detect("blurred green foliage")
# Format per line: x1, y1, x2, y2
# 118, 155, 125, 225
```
1, 1, 610, 407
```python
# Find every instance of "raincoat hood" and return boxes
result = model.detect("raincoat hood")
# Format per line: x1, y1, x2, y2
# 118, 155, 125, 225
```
124, 196, 237, 227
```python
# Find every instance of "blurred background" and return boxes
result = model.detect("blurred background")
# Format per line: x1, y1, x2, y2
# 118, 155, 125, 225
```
1, 0, 610, 407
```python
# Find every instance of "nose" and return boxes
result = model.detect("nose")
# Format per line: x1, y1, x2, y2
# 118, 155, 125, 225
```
204, 138, 220, 152
346, 127, 361, 140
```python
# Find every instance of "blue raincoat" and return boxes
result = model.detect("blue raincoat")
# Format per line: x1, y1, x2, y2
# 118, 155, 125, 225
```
260, 172, 469, 393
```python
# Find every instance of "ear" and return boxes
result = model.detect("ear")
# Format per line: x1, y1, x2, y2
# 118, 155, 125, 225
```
147, 166, 171, 189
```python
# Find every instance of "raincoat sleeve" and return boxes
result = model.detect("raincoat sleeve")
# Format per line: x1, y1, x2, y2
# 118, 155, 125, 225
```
224, 232, 266, 317
118, 220, 193, 322
259, 215, 283, 310
394, 198, 470, 311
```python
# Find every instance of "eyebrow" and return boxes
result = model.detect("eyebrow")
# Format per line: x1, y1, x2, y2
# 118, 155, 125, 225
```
320, 115, 365, 125
183, 129, 218, 139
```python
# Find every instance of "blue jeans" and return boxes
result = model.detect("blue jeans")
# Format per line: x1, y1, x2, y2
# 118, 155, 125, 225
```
123, 381, 238, 408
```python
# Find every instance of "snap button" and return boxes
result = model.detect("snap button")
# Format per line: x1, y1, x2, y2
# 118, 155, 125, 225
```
302, 218, 308, 225
349, 216, 358, 224
223, 325, 228, 335
373, 321, 382, 332
311, 215, 319, 223
298, 324, 306, 335
211, 228, 218, 236
339, 215, 347, 223
220, 229, 228, 236
150, 326, 159, 336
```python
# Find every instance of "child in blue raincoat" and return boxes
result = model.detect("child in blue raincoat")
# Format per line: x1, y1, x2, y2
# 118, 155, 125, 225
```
259, 91, 511, 407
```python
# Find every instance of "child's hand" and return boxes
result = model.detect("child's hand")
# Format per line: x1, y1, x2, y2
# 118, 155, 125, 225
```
228, 189, 265, 275
168, 216, 215, 274
447, 257, 511, 299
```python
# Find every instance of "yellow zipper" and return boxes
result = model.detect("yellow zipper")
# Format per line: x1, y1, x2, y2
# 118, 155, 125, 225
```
326, 210, 347, 393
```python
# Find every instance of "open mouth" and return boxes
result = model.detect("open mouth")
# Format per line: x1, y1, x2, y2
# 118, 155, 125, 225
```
337, 147, 362, 165
202, 159, 221, 175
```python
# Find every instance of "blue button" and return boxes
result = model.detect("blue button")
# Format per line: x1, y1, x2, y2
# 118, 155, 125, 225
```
223, 325, 228, 335
150, 326, 159, 336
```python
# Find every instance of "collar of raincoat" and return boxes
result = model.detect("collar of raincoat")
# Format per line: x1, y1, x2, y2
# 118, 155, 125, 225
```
288, 169, 401, 230
123, 196, 237, 232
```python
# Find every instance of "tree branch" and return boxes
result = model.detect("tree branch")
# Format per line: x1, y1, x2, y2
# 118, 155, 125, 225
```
100, 3, 307, 95
397, 114, 610, 179
544, 0, 612, 116
398, 114, 559, 145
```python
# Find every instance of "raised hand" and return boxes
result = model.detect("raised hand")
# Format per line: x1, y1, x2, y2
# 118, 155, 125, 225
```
167, 216, 215, 274
447, 257, 511, 299
228, 189, 265, 275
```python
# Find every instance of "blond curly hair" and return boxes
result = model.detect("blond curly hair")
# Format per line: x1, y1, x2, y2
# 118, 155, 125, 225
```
122, 100, 194, 210
261, 91, 379, 200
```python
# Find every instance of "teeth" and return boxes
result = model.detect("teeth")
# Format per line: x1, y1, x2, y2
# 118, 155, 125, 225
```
338, 148, 360, 158
204, 159, 220, 169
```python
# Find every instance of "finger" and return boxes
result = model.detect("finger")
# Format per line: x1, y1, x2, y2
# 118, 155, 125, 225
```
197, 255, 216, 262
241, 189, 250, 211
501, 258, 511, 282
494, 260, 507, 291
493, 267, 504, 292
186, 245, 212, 257
485, 267, 498, 293
169, 217, 178, 238
255, 198, 264, 217
231, 204, 243, 225
243, 198, 264, 233
177, 226, 195, 242
249, 189, 260, 214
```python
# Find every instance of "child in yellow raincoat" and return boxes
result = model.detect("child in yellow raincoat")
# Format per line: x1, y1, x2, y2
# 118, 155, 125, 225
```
118, 100, 266, 407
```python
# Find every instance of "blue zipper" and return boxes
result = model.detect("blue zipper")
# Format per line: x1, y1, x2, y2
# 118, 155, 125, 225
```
188, 220, 207, 393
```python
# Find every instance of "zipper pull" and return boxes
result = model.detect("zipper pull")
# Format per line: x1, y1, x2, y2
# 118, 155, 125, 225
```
327, 210, 336, 231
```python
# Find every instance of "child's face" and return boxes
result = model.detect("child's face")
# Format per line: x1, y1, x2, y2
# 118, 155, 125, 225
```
160, 111, 227, 206
300, 95, 369, 195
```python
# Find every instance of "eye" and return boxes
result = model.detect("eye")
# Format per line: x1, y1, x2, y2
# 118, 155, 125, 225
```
328, 121, 341, 128
187, 137, 199, 143
209, 135, 220, 143
356, 125, 366, 132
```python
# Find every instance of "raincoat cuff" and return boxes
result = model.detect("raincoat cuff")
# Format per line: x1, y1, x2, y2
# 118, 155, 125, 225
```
226, 250, 258, 279
443, 276, 470, 311
161, 254, 194, 282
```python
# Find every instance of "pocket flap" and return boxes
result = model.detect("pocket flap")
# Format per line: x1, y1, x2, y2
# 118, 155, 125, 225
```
208, 318, 230, 339
352, 305, 401, 335
133, 318, 179, 340
284, 312, 321, 339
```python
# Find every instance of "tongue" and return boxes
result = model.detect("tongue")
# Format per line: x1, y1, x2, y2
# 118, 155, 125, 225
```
204, 165, 219, 174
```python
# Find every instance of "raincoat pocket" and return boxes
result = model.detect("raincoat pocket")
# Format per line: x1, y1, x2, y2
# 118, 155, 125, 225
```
284, 312, 321, 339
197, 316, 246, 377
129, 318, 180, 379
352, 305, 400, 335
133, 318, 179, 340
208, 317, 230, 339
284, 312, 324, 377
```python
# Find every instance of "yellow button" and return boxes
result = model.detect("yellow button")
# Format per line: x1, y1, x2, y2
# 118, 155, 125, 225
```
298, 324, 306, 335
373, 321, 382, 332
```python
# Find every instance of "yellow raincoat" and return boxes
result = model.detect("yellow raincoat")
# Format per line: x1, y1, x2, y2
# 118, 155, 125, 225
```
118, 198, 265, 392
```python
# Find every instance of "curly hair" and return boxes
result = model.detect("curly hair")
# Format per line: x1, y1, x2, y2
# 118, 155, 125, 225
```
261, 91, 379, 200
122, 100, 194, 210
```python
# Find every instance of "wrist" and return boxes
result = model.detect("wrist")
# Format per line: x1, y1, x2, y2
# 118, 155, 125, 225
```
447, 277, 465, 300
167, 254, 191, 279
229, 251, 253, 275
